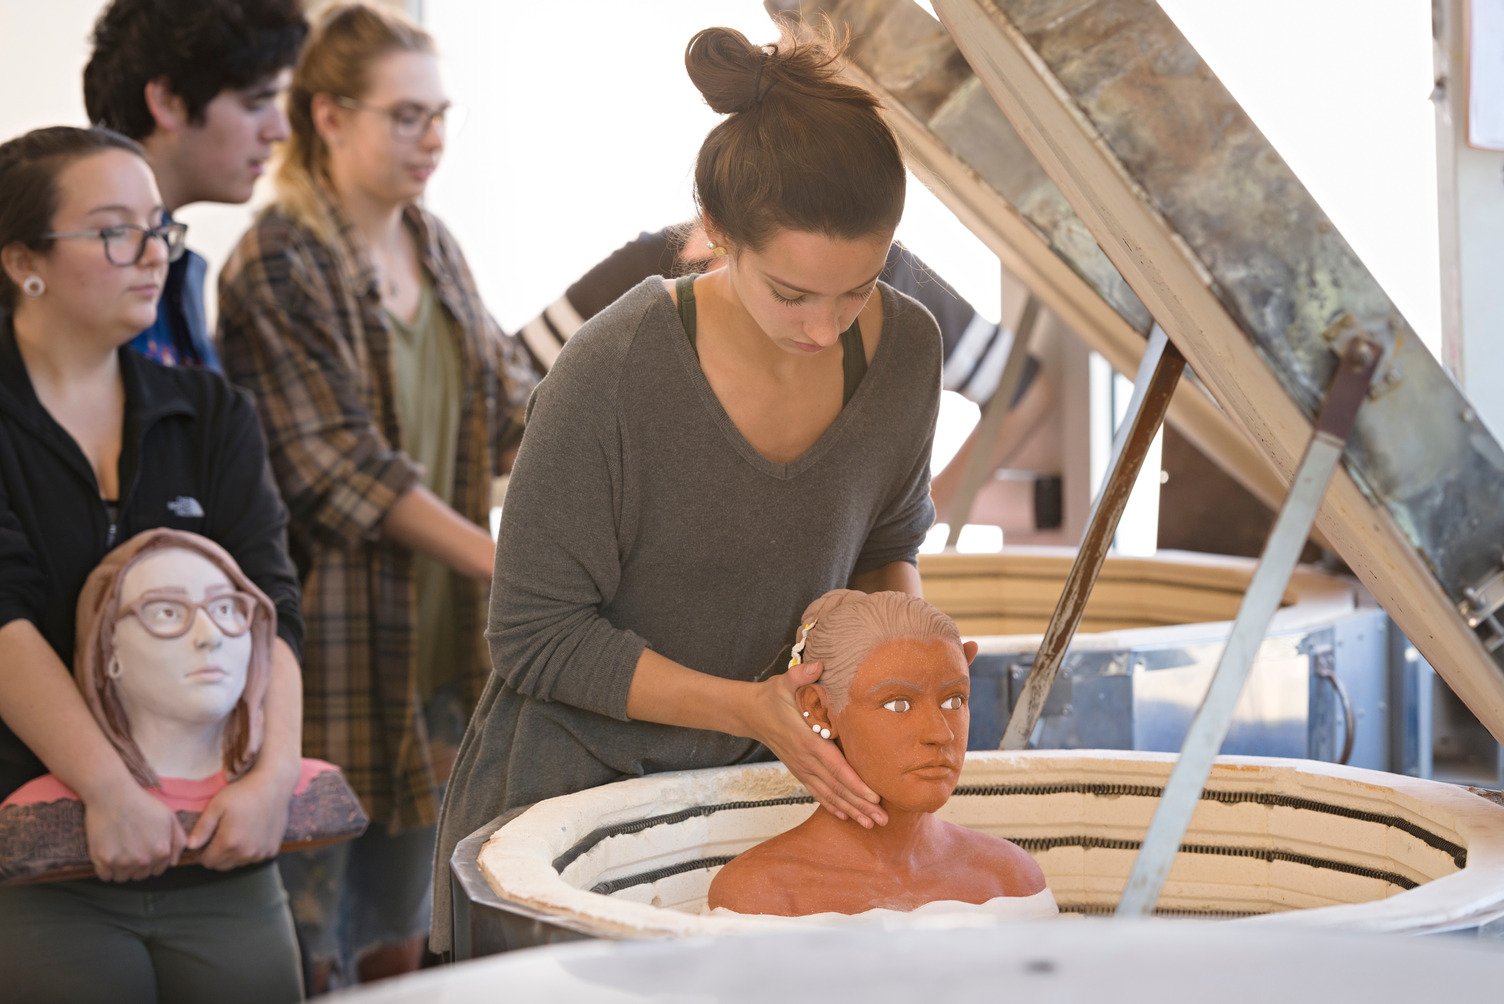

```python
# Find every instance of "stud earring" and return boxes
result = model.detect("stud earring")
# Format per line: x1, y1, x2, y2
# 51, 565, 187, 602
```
810, 722, 831, 740
21, 275, 44, 298
802, 711, 810, 719
705, 240, 727, 259
105, 655, 122, 680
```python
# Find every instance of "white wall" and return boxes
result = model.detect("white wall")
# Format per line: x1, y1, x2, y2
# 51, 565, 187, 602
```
422, 0, 1002, 333
1, 1, 1443, 363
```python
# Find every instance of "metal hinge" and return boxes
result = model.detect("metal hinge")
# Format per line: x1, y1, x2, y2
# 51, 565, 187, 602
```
1458, 561, 1504, 653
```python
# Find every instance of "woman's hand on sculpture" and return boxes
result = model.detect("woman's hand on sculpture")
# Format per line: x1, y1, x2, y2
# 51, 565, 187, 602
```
85, 782, 186, 882
751, 660, 888, 829
187, 765, 294, 869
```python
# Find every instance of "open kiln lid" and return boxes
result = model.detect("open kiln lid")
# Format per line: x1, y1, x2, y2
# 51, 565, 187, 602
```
786, 0, 1504, 742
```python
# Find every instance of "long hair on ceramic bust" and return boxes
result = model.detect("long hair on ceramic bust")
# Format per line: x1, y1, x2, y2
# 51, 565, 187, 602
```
795, 590, 961, 713
686, 22, 905, 252
73, 528, 278, 788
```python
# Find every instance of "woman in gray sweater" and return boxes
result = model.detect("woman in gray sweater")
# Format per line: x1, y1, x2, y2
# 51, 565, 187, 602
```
433, 25, 942, 951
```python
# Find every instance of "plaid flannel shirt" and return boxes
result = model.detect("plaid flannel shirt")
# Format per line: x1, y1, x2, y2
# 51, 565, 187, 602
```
217, 190, 533, 831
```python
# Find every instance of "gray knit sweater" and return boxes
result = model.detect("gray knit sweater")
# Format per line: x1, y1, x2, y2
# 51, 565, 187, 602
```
432, 277, 939, 948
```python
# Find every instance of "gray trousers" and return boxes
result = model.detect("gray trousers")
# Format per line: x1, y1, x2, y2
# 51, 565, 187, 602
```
0, 863, 302, 1004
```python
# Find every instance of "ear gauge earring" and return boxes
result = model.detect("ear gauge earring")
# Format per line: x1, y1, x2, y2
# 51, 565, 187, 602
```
21, 275, 45, 298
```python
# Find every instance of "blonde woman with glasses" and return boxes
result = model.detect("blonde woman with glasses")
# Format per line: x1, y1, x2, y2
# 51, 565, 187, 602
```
217, 1, 533, 990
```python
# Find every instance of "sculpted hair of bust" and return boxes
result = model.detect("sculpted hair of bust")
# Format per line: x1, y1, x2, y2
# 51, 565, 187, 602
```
73, 528, 276, 787
796, 588, 960, 713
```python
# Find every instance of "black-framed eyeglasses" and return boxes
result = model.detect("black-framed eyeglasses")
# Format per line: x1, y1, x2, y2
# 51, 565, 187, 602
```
42, 222, 188, 267
117, 590, 256, 639
335, 96, 463, 142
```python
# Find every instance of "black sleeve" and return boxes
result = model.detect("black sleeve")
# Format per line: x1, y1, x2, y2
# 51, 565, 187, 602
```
563, 228, 688, 319
0, 467, 45, 635
879, 243, 1039, 408
516, 228, 698, 376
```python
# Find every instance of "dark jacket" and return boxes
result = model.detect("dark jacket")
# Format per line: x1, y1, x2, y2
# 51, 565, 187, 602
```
0, 319, 302, 799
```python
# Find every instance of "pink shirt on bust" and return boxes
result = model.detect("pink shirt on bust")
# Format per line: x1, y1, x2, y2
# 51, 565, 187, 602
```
3, 759, 340, 814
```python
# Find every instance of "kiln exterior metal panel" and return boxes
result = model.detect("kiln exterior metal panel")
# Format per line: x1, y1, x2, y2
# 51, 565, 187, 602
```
894, 0, 1504, 739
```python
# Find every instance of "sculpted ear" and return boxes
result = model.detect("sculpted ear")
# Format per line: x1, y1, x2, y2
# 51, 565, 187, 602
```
797, 683, 838, 739
963, 640, 979, 665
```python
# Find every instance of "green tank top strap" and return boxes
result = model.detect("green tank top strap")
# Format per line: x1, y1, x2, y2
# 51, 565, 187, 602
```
839, 321, 867, 406
676, 275, 699, 348
676, 273, 867, 406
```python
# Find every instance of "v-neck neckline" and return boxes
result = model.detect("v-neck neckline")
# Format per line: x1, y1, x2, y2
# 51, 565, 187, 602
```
657, 279, 893, 481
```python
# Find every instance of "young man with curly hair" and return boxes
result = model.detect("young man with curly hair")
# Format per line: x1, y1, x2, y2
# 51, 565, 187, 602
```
83, 0, 308, 369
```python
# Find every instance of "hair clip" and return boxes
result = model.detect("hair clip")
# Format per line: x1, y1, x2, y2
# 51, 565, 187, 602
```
787, 619, 817, 669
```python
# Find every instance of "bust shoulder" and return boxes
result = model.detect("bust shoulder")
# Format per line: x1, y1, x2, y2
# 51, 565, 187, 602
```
707, 830, 825, 915
934, 819, 1047, 898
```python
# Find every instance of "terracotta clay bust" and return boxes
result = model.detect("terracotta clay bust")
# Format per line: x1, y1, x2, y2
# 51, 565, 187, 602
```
0, 529, 365, 884
708, 589, 1051, 917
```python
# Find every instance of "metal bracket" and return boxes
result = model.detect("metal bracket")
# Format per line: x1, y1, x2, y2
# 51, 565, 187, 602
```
1115, 335, 1382, 916
1321, 312, 1400, 399
1458, 560, 1504, 653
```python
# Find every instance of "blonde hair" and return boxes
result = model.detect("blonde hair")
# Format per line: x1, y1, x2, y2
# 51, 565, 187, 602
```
273, 1, 434, 238
796, 590, 961, 713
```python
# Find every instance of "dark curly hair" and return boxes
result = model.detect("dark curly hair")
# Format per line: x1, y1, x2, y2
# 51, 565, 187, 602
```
83, 0, 309, 139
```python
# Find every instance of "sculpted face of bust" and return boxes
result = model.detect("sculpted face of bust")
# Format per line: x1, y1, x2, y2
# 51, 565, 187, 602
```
706, 590, 1047, 917
111, 548, 253, 730
828, 635, 970, 815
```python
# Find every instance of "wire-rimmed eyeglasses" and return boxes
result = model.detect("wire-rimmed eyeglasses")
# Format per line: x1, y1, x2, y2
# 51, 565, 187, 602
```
42, 222, 188, 267
334, 96, 463, 142
117, 590, 256, 640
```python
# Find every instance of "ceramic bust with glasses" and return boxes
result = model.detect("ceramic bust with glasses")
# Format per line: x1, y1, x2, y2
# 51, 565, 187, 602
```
0, 529, 364, 884
708, 590, 1054, 919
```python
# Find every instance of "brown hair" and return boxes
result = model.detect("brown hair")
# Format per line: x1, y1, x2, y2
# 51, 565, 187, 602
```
686, 25, 906, 253
74, 529, 277, 788
796, 589, 961, 712
274, 1, 434, 238
0, 126, 144, 311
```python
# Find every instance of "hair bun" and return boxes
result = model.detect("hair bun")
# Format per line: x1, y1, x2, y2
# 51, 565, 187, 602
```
685, 26, 768, 115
